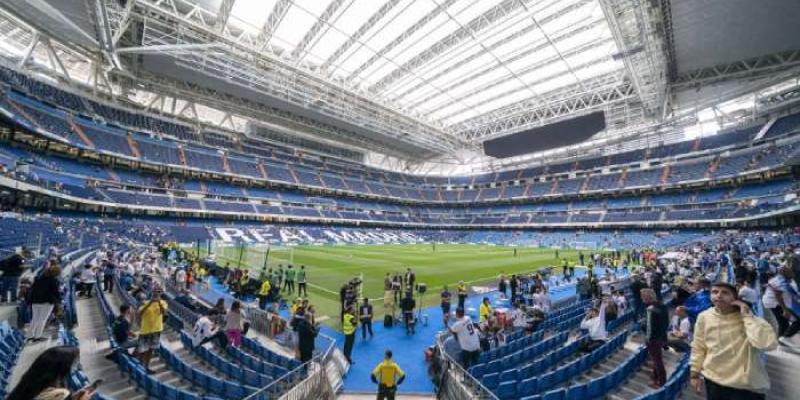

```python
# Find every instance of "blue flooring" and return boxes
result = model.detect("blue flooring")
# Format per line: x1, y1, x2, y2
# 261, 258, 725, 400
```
192, 267, 624, 394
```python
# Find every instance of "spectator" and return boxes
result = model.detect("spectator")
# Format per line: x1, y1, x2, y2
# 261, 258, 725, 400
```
643, 288, 669, 388
498, 272, 507, 298
579, 301, 607, 353
0, 251, 26, 302
612, 290, 628, 315
136, 288, 167, 373
102, 260, 115, 294
691, 282, 777, 400
685, 278, 713, 325
28, 264, 62, 341
224, 300, 247, 348
763, 267, 800, 340
105, 304, 137, 361
479, 297, 493, 324
440, 285, 451, 326
359, 297, 374, 340
193, 308, 227, 348
630, 274, 646, 317
297, 313, 318, 364
736, 277, 758, 310
6, 346, 93, 400
78, 264, 96, 298
342, 305, 357, 364
371, 350, 405, 400
449, 308, 481, 369
667, 306, 691, 353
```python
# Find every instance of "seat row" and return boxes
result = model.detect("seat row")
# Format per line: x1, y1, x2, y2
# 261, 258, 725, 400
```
0, 322, 24, 398
483, 332, 629, 397
478, 330, 545, 363
157, 345, 260, 400
502, 346, 648, 400
178, 330, 276, 385
473, 331, 569, 372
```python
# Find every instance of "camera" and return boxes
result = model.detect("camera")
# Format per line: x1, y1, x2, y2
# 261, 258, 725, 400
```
416, 283, 427, 294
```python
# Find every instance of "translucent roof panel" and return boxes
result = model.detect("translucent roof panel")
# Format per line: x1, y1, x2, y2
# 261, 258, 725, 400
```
217, 0, 626, 130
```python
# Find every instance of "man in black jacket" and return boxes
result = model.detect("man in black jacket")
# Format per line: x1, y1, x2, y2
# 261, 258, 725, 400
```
643, 288, 669, 388
630, 275, 647, 318
297, 313, 318, 364
0, 253, 26, 302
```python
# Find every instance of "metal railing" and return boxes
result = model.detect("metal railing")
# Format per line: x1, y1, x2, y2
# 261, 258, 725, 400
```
242, 331, 340, 400
434, 332, 499, 400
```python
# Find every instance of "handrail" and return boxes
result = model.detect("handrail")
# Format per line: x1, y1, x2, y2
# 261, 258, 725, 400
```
434, 332, 500, 400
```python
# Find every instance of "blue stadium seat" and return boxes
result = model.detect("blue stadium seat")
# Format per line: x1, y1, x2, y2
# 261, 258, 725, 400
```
516, 377, 538, 394
162, 384, 179, 400
499, 369, 518, 383
587, 378, 604, 399
496, 381, 517, 400
565, 384, 586, 400
542, 388, 565, 400
482, 373, 500, 390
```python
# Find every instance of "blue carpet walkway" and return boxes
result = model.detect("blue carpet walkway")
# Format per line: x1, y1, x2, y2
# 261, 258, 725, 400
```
190, 267, 624, 394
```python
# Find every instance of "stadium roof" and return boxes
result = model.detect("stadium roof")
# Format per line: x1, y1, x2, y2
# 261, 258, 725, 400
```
0, 0, 799, 167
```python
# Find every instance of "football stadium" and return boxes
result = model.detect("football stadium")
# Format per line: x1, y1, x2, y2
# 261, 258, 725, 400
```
0, 0, 799, 399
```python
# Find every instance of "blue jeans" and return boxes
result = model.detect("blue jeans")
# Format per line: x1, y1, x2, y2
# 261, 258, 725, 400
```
1, 276, 19, 302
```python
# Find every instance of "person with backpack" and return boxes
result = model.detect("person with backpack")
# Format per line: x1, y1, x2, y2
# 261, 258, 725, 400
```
105, 303, 137, 361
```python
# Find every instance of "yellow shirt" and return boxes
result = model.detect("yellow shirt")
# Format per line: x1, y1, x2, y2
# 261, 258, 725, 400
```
690, 308, 777, 392
343, 313, 357, 335
479, 303, 493, 323
139, 300, 168, 335
457, 284, 467, 295
372, 359, 405, 387
259, 280, 271, 296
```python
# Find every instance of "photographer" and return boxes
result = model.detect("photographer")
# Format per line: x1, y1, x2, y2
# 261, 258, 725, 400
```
400, 291, 416, 335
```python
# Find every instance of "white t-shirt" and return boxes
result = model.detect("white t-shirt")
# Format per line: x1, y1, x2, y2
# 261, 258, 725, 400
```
176, 269, 187, 283
511, 309, 527, 328
450, 316, 480, 352
613, 295, 627, 314
763, 276, 787, 309
192, 316, 216, 347
669, 315, 691, 341
580, 303, 607, 341
738, 286, 758, 306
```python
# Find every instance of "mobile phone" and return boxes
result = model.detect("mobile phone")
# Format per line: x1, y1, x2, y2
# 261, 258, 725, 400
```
90, 379, 104, 390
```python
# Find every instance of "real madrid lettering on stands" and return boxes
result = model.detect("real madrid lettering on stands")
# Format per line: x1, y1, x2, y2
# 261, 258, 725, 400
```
214, 227, 422, 245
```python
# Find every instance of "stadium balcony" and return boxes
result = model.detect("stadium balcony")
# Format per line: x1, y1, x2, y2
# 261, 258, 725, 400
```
1, 67, 798, 203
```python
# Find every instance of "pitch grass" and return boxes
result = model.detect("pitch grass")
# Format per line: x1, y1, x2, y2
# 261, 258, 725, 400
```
195, 244, 579, 329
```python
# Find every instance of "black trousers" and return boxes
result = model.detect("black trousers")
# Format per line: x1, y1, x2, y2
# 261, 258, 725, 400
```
458, 295, 466, 310
104, 275, 113, 293
343, 333, 355, 363
298, 282, 307, 296
705, 378, 765, 400
377, 384, 397, 400
361, 319, 373, 339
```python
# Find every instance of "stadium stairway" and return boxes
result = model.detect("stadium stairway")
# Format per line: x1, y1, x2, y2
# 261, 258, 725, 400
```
6, 249, 96, 391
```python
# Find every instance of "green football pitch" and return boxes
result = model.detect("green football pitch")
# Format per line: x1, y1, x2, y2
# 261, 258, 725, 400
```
191, 244, 580, 328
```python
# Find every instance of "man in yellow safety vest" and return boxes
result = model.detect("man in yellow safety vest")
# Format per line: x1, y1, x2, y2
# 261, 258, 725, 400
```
371, 349, 405, 400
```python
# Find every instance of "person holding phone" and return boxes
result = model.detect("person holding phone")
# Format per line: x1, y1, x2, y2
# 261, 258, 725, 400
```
136, 288, 167, 373
6, 346, 94, 400
690, 282, 777, 400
